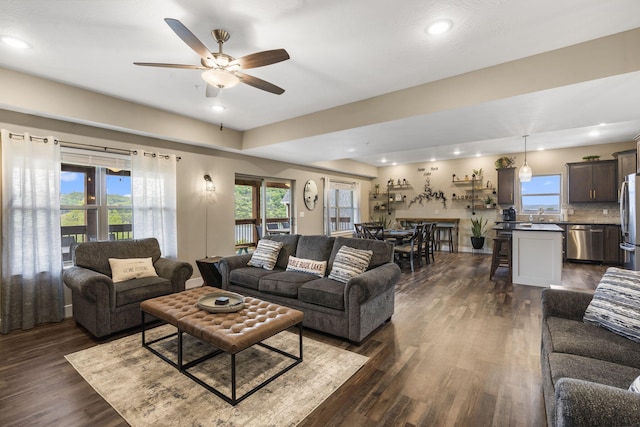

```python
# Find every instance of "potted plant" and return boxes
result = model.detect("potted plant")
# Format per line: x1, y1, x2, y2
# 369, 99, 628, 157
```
470, 216, 489, 249
484, 195, 493, 208
495, 156, 516, 169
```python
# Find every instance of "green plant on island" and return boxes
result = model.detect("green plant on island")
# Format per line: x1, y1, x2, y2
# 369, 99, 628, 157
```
470, 216, 489, 237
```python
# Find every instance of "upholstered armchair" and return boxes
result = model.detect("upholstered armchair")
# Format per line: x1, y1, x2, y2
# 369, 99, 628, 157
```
63, 238, 193, 338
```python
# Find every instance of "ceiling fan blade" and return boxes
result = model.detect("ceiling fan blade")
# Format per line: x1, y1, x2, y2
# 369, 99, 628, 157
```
205, 84, 220, 98
235, 72, 285, 95
229, 49, 290, 69
164, 18, 212, 61
134, 62, 206, 69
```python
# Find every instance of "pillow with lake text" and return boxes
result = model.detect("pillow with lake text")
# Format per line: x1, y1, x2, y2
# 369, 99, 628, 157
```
286, 256, 327, 278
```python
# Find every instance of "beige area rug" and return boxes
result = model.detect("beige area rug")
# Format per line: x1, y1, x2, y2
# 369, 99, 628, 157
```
65, 325, 368, 426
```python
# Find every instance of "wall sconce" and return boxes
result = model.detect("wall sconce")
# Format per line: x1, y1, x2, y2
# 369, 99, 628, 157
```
204, 174, 215, 192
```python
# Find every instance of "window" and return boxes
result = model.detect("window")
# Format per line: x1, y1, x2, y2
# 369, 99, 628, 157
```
60, 157, 132, 262
520, 174, 561, 213
327, 180, 360, 235
234, 176, 292, 248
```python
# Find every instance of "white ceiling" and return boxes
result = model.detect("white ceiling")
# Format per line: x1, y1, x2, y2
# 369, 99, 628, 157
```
1, 0, 640, 168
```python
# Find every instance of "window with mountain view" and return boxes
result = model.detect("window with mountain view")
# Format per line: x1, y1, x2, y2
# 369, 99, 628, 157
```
60, 164, 132, 262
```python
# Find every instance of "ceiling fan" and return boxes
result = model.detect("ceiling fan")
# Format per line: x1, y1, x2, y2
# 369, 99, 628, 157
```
134, 18, 290, 96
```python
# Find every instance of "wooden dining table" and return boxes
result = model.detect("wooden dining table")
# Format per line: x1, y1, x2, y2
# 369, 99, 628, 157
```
385, 229, 414, 244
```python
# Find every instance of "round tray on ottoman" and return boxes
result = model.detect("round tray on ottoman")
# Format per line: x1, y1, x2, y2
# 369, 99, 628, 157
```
197, 291, 246, 313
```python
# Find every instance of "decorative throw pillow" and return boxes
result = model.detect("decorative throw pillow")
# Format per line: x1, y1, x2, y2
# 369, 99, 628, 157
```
584, 267, 640, 343
247, 239, 284, 270
109, 257, 158, 283
630, 375, 640, 393
328, 245, 373, 284
286, 256, 327, 278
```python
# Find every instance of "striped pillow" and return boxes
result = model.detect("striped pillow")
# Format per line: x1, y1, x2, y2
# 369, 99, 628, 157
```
328, 245, 373, 284
584, 267, 640, 343
247, 239, 284, 270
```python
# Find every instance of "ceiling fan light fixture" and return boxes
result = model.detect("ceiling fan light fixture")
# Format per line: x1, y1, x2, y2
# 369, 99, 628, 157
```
201, 69, 240, 89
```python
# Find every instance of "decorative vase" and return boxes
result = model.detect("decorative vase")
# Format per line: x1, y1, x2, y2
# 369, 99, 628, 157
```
470, 236, 485, 249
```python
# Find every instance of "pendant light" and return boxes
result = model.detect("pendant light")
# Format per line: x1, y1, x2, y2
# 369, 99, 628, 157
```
519, 134, 532, 182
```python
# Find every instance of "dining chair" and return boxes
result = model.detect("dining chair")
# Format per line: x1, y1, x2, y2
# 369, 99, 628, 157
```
423, 223, 437, 264
393, 223, 425, 272
362, 224, 385, 240
353, 223, 364, 238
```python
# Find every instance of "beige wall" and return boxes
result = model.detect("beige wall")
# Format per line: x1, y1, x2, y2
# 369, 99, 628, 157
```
374, 140, 636, 252
0, 114, 372, 309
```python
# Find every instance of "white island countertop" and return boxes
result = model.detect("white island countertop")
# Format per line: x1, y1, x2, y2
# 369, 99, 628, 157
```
494, 223, 564, 232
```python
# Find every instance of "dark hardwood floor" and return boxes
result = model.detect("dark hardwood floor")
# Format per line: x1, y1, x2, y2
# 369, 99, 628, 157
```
0, 253, 607, 427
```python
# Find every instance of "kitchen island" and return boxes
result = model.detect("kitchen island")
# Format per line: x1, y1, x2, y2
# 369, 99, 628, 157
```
494, 223, 564, 287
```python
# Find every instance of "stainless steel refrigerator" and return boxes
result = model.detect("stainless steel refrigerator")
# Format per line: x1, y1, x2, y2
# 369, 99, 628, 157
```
620, 173, 640, 270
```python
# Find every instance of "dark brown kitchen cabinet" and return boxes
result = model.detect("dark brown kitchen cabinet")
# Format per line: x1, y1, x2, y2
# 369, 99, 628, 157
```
614, 149, 637, 187
603, 224, 622, 264
496, 167, 515, 205
567, 160, 617, 203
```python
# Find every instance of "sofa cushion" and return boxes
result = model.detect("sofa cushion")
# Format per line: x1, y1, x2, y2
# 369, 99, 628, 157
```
328, 237, 393, 271
584, 267, 640, 343
114, 276, 172, 307
230, 267, 281, 291
299, 278, 346, 310
549, 352, 639, 391
544, 316, 640, 369
258, 271, 318, 297
286, 256, 326, 278
109, 257, 158, 283
265, 234, 300, 269
296, 235, 335, 262
328, 246, 373, 284
247, 239, 283, 270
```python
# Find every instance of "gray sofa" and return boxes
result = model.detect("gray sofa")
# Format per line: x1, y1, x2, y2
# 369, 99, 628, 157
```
63, 238, 193, 338
541, 286, 640, 426
218, 234, 401, 343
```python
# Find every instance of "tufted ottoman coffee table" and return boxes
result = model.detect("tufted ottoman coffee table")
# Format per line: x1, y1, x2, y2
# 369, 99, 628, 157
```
140, 286, 304, 405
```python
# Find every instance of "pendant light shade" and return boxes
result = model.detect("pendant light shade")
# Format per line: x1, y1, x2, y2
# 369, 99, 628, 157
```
519, 134, 532, 182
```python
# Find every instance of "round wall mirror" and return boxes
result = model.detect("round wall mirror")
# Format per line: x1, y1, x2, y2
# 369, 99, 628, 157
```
303, 179, 318, 210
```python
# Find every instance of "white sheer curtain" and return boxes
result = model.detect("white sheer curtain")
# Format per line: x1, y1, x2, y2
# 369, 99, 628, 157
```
131, 151, 178, 258
1, 130, 64, 334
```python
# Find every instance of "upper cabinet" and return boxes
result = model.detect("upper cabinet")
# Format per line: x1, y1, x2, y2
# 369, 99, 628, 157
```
613, 149, 637, 188
567, 160, 617, 203
496, 167, 515, 205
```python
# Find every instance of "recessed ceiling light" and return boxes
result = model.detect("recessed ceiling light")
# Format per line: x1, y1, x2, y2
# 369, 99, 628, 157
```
392, 162, 397, 166
1, 36, 30, 49
426, 19, 453, 35
537, 147, 545, 151
210, 104, 225, 112
430, 157, 436, 162
453, 150, 460, 155
589, 130, 601, 137
476, 153, 481, 157
381, 158, 387, 164
599, 122, 607, 126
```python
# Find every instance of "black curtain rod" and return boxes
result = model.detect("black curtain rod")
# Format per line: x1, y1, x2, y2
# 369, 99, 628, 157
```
7, 132, 181, 160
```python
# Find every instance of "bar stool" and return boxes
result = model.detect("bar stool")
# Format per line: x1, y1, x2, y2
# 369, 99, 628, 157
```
490, 236, 512, 281
435, 224, 455, 252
